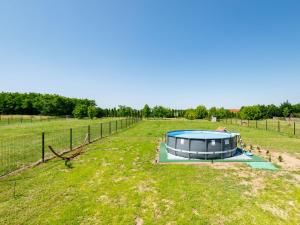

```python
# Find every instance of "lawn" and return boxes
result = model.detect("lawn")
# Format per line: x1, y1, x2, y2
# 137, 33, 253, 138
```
0, 117, 124, 176
0, 120, 299, 224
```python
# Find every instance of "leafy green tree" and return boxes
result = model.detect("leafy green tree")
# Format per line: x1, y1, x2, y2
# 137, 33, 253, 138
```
142, 104, 151, 118
95, 107, 104, 118
195, 105, 208, 119
216, 107, 230, 119
293, 104, 300, 113
184, 109, 197, 120
208, 107, 230, 119
117, 105, 134, 117
73, 104, 88, 119
280, 100, 293, 117
208, 107, 217, 118
282, 107, 290, 118
265, 104, 280, 118
240, 105, 262, 120
0, 92, 95, 116
87, 106, 97, 119
152, 106, 172, 118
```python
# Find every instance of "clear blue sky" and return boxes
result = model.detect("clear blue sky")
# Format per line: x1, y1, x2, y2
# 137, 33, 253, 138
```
0, 0, 300, 109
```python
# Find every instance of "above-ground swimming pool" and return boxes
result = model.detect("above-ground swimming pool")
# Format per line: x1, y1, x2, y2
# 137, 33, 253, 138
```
166, 130, 240, 159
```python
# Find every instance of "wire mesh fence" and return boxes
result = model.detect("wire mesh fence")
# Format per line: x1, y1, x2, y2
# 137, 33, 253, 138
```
220, 118, 299, 136
0, 115, 64, 126
0, 117, 141, 177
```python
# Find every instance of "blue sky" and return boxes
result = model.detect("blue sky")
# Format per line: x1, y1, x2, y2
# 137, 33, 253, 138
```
0, 0, 300, 109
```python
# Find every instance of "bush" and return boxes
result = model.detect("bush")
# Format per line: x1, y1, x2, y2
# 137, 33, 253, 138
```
239, 105, 262, 120
184, 109, 197, 120
142, 104, 151, 118
195, 105, 208, 119
73, 104, 88, 119
87, 106, 97, 119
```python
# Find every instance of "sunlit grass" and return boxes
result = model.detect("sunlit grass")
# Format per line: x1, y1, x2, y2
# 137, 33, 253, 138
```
0, 120, 299, 224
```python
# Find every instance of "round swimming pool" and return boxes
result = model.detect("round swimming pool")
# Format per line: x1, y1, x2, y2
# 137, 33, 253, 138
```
166, 130, 240, 159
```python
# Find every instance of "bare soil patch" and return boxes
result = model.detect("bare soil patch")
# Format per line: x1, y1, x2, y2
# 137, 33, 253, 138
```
252, 148, 300, 171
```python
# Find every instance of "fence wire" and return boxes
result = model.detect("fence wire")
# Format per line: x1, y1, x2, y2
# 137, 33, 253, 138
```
220, 118, 299, 136
0, 115, 62, 126
0, 117, 141, 177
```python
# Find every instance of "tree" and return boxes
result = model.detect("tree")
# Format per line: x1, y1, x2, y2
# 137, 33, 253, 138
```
282, 107, 290, 118
152, 106, 172, 118
95, 107, 104, 118
208, 107, 217, 118
265, 104, 280, 118
73, 104, 88, 119
184, 109, 197, 120
0, 92, 96, 116
215, 107, 230, 119
280, 100, 293, 117
239, 105, 262, 120
142, 104, 151, 118
293, 104, 300, 113
87, 106, 97, 119
195, 105, 208, 119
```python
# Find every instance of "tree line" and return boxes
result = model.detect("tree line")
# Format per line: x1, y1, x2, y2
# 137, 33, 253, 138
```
0, 92, 96, 118
0, 92, 299, 120
238, 101, 300, 120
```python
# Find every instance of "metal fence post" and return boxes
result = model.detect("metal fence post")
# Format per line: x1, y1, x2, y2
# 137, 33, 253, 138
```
88, 125, 91, 143
294, 122, 296, 135
116, 120, 118, 132
42, 132, 45, 162
109, 121, 111, 135
278, 120, 280, 132
70, 128, 72, 150
100, 123, 103, 138
266, 120, 268, 130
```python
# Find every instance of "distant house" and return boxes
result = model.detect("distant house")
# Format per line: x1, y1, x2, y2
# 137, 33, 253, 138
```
228, 108, 240, 113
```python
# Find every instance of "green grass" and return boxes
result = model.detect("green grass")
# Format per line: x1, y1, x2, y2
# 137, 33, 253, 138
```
217, 121, 300, 158
0, 120, 299, 224
0, 117, 126, 175
0, 115, 56, 126
221, 118, 300, 139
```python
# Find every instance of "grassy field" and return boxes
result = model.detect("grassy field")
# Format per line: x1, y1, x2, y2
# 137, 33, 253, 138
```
0, 115, 57, 126
0, 120, 299, 224
217, 120, 300, 158
221, 118, 300, 138
0, 118, 125, 176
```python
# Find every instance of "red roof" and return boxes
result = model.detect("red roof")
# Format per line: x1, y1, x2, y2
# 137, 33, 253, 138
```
228, 108, 240, 113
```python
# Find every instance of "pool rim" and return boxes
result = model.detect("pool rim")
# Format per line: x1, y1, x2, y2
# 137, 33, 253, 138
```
166, 129, 239, 140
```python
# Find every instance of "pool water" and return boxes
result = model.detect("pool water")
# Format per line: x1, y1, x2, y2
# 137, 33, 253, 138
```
167, 130, 238, 139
